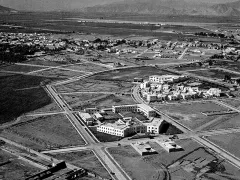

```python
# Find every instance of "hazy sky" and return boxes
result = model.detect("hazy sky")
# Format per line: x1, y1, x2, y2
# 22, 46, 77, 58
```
0, 0, 238, 11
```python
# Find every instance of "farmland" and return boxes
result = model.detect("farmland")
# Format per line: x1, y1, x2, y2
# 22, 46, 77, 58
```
47, 150, 111, 179
0, 73, 55, 124
1, 114, 86, 151
156, 101, 229, 130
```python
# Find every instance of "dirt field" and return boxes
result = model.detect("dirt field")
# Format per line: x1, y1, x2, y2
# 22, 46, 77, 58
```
90, 66, 175, 82
25, 59, 69, 66
222, 98, 240, 109
47, 150, 111, 179
0, 64, 44, 73
208, 133, 240, 159
55, 79, 133, 93
156, 101, 228, 130
33, 68, 86, 78
1, 114, 86, 151
0, 149, 40, 180
64, 62, 109, 73
63, 93, 136, 110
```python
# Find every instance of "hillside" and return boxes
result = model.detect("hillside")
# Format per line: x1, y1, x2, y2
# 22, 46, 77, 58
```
0, 5, 17, 13
83, 0, 240, 16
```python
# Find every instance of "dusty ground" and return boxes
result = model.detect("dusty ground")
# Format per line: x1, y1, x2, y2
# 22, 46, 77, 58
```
0, 114, 86, 151
33, 68, 86, 78
0, 64, 44, 73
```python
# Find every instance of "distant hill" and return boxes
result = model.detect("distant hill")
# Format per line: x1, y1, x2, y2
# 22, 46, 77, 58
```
83, 0, 240, 16
0, 5, 18, 13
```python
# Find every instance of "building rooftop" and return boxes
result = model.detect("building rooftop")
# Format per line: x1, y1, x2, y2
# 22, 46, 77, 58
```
137, 104, 155, 112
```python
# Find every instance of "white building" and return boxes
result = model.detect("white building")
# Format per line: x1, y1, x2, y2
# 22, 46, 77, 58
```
149, 75, 183, 84
79, 112, 94, 126
144, 118, 165, 134
156, 139, 183, 153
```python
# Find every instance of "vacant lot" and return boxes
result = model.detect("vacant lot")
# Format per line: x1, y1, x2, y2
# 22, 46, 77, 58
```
25, 59, 69, 66
0, 74, 55, 124
56, 79, 133, 93
64, 63, 109, 73
1, 114, 86, 150
0, 64, 44, 73
156, 101, 228, 130
90, 66, 175, 82
189, 69, 240, 80
0, 149, 40, 180
47, 150, 111, 179
222, 98, 240, 109
208, 133, 240, 159
33, 68, 86, 78
63, 93, 135, 110
27, 101, 62, 114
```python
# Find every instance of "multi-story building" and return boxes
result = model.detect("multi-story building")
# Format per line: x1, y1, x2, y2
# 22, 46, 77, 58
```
79, 112, 94, 126
149, 75, 183, 83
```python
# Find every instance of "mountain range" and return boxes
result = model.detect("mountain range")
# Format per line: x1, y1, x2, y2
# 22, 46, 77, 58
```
0, 5, 17, 13
83, 0, 240, 16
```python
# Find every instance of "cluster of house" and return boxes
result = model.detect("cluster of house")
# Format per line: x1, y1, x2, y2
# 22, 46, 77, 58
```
79, 104, 168, 137
140, 75, 222, 102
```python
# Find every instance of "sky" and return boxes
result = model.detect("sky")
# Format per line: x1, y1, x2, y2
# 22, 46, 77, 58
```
0, 0, 238, 11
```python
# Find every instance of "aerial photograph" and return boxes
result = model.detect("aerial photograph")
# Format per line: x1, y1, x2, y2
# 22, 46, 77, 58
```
1, 0, 240, 179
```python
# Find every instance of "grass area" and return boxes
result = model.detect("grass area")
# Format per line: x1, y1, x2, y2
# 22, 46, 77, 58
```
63, 93, 136, 110
0, 74, 55, 124
222, 98, 240, 108
47, 150, 111, 179
34, 68, 86, 78
27, 102, 62, 114
88, 127, 122, 142
0, 149, 40, 180
156, 101, 228, 130
189, 69, 240, 80
1, 114, 86, 151
64, 63, 109, 73
0, 64, 44, 73
25, 59, 69, 66
90, 66, 175, 82
56, 79, 133, 93
208, 133, 240, 159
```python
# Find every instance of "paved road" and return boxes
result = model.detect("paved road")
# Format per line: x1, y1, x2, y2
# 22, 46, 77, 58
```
178, 48, 188, 60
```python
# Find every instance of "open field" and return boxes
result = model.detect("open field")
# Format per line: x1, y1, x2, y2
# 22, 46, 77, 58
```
108, 139, 240, 180
64, 63, 109, 73
214, 60, 240, 72
156, 101, 229, 130
27, 101, 62, 114
189, 68, 240, 80
0, 64, 44, 73
63, 93, 136, 110
47, 150, 111, 179
0, 73, 55, 124
221, 98, 240, 109
56, 79, 133, 93
0, 149, 40, 180
33, 68, 86, 78
207, 133, 240, 159
25, 59, 69, 67
1, 114, 86, 151
144, 58, 190, 65
90, 66, 175, 82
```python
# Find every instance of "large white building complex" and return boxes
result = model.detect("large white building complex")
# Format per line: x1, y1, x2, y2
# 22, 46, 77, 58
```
149, 75, 184, 83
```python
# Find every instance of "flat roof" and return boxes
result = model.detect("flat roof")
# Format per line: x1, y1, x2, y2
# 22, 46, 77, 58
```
79, 112, 92, 119
137, 104, 155, 112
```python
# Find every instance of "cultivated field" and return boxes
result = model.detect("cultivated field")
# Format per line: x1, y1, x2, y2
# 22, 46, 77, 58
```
207, 133, 240, 159
33, 68, 86, 78
90, 66, 175, 82
156, 101, 229, 130
55, 79, 133, 93
1, 114, 86, 151
0, 73, 54, 124
0, 149, 40, 180
47, 150, 111, 179
62, 93, 136, 110
0, 64, 44, 73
